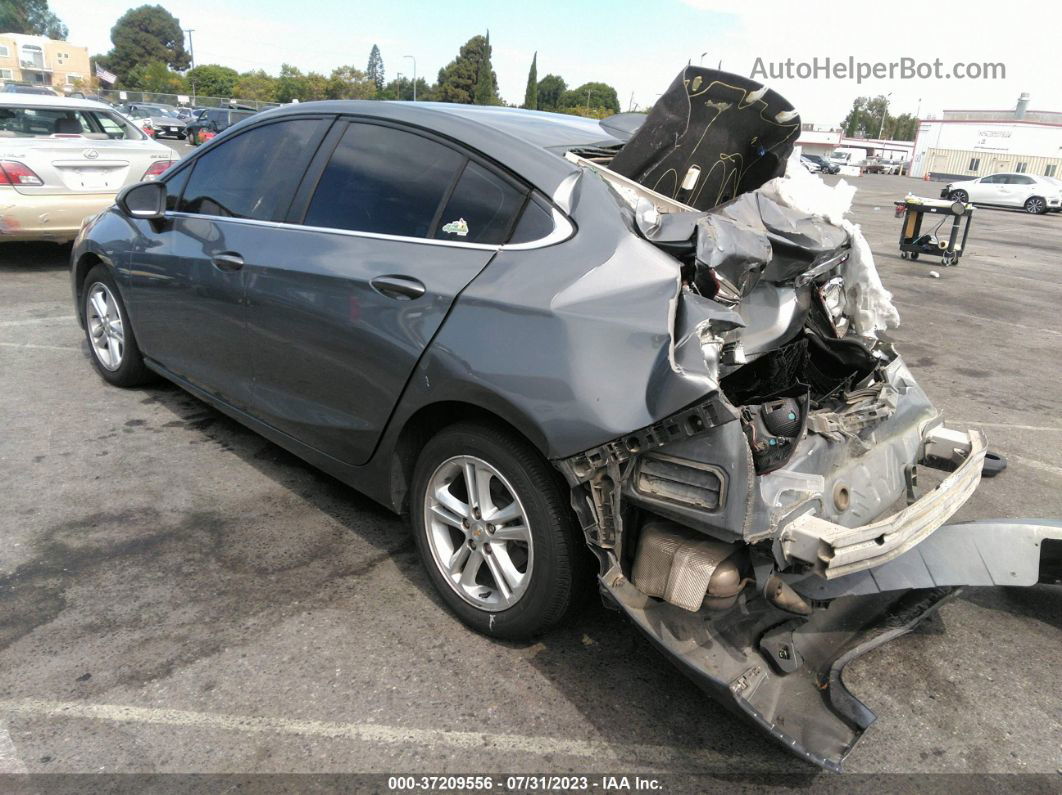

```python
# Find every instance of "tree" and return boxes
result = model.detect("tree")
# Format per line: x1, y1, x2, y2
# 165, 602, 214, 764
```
275, 64, 329, 102
840, 97, 917, 140
366, 44, 385, 94
473, 31, 498, 105
0, 0, 68, 39
435, 34, 497, 105
536, 74, 566, 112
125, 60, 184, 93
560, 81, 620, 114
522, 52, 538, 110
183, 64, 238, 98
105, 5, 190, 81
326, 65, 376, 100
379, 76, 431, 102
233, 70, 277, 102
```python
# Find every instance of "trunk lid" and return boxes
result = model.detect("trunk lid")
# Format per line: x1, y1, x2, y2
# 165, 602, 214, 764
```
1, 137, 171, 196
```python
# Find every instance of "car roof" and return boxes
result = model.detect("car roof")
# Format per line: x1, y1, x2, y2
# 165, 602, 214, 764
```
249, 100, 621, 196
0, 93, 116, 111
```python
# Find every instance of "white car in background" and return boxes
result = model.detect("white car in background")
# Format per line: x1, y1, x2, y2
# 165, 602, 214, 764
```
943, 172, 1062, 215
0, 94, 175, 243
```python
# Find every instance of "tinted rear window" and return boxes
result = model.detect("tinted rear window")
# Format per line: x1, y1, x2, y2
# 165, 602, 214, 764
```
434, 161, 526, 244
303, 122, 464, 238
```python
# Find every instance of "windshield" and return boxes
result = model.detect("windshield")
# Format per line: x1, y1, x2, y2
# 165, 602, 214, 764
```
0, 106, 145, 140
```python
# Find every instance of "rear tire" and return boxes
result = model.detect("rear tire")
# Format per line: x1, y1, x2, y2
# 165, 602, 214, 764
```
411, 421, 589, 640
1024, 196, 1047, 214
82, 265, 153, 387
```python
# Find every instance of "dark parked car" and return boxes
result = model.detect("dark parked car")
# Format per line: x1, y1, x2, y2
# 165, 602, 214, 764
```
70, 73, 1059, 771
184, 107, 257, 145
802, 153, 840, 174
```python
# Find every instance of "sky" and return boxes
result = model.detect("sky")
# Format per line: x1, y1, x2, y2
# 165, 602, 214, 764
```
49, 0, 1062, 127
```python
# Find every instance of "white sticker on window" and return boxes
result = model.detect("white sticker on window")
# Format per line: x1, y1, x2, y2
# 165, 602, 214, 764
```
441, 218, 468, 237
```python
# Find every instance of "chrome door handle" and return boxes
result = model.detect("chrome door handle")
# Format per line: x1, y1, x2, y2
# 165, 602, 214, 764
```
211, 252, 244, 271
370, 275, 426, 300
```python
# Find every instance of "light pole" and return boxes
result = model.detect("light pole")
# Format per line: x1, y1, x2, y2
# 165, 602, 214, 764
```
184, 29, 195, 70
586, 85, 592, 112
878, 91, 892, 139
404, 55, 416, 101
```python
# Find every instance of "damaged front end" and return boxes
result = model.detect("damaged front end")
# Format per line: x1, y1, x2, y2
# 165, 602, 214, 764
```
551, 67, 1061, 771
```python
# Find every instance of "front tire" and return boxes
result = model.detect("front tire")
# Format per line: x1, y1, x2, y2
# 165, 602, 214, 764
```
949, 190, 969, 203
82, 265, 153, 387
411, 421, 588, 640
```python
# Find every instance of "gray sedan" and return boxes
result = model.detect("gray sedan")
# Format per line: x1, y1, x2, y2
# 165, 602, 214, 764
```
69, 82, 1060, 771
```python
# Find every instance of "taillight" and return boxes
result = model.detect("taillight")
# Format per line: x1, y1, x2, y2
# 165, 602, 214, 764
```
142, 160, 175, 180
0, 160, 44, 186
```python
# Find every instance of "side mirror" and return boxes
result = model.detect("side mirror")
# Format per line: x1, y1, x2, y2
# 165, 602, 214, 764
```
117, 181, 166, 220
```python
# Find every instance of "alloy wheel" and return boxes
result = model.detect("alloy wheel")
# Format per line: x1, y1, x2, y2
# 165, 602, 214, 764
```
1026, 197, 1045, 214
86, 282, 125, 371
423, 455, 534, 612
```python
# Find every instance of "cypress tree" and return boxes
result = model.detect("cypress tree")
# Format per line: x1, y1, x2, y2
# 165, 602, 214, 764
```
522, 52, 538, 109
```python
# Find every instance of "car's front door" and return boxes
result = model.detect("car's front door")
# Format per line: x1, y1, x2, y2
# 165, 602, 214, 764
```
968, 174, 1003, 203
243, 119, 530, 465
125, 116, 329, 409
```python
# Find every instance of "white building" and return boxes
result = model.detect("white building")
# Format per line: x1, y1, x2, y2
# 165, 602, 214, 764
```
796, 125, 913, 164
910, 94, 1062, 180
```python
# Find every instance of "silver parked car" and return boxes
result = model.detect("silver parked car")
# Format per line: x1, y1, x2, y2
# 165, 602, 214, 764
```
0, 94, 175, 242
69, 68, 1061, 771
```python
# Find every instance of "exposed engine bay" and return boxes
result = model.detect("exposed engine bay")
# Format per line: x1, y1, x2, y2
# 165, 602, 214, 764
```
550, 67, 1060, 771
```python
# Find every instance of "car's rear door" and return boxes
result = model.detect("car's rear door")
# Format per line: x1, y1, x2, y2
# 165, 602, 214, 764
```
1005, 174, 1034, 206
242, 118, 530, 465
126, 115, 330, 409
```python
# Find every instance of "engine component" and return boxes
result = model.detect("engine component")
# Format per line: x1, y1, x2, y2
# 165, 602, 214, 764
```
633, 453, 726, 511
741, 391, 808, 474
632, 520, 744, 611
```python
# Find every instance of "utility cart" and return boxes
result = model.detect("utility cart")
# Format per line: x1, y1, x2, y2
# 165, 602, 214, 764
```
894, 195, 973, 266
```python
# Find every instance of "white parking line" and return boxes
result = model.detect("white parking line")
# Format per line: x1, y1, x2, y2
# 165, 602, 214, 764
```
1009, 454, 1062, 480
897, 303, 1062, 338
0, 721, 27, 774
0, 698, 773, 771
0, 315, 76, 327
958, 421, 1062, 433
0, 342, 79, 352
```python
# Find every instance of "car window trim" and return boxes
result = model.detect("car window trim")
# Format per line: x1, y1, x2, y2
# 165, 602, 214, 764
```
162, 112, 574, 250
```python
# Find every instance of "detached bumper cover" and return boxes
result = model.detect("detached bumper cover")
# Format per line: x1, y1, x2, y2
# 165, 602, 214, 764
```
604, 519, 1062, 771
779, 428, 987, 578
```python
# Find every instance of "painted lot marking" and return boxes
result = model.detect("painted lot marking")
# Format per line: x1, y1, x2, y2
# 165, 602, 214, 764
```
1009, 454, 1062, 480
895, 303, 1062, 338
0, 721, 27, 774
0, 698, 775, 772
0, 342, 79, 352
957, 421, 1062, 433
0, 315, 76, 327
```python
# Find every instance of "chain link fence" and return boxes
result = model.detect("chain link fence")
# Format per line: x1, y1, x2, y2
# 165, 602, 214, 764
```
96, 88, 281, 111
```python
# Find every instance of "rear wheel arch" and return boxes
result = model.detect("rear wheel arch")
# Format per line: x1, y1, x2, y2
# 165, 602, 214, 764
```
388, 401, 557, 516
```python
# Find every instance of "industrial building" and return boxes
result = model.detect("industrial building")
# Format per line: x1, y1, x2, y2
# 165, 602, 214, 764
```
910, 94, 1062, 181
797, 125, 914, 167
0, 32, 91, 93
